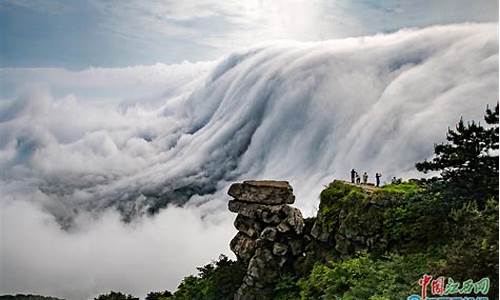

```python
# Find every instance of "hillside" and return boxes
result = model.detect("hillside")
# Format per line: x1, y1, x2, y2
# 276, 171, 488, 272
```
0, 295, 64, 300
140, 177, 495, 300
150, 104, 498, 300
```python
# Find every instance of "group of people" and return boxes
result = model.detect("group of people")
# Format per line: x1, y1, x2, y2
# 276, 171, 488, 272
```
350, 169, 383, 187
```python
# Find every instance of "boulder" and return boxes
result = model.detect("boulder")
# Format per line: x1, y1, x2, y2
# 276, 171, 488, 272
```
288, 239, 304, 256
260, 227, 278, 241
234, 215, 262, 238
230, 232, 256, 262
228, 200, 283, 224
228, 180, 295, 204
276, 221, 291, 233
236, 248, 278, 300
272, 242, 288, 256
283, 206, 305, 234
228, 180, 305, 300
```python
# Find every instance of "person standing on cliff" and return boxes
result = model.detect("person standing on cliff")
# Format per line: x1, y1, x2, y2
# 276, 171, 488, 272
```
362, 172, 368, 184
351, 169, 356, 183
376, 172, 382, 187
356, 173, 361, 184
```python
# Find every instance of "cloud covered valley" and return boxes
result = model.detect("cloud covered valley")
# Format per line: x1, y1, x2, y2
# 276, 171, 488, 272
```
0, 23, 498, 299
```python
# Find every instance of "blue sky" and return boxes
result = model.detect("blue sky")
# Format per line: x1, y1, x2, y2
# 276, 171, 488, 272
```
0, 0, 498, 69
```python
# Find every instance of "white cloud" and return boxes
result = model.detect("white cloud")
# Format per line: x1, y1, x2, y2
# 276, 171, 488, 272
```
0, 23, 498, 299
0, 61, 215, 101
0, 198, 234, 300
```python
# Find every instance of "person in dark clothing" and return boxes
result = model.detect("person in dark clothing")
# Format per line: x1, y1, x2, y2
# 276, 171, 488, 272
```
375, 172, 382, 187
351, 169, 356, 183
356, 173, 361, 184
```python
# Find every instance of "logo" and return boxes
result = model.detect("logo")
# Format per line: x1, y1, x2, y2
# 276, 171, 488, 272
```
407, 274, 490, 300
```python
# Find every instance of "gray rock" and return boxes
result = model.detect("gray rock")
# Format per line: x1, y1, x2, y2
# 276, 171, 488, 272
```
261, 210, 281, 224
310, 222, 330, 242
248, 247, 279, 278
310, 222, 320, 239
228, 200, 283, 224
288, 239, 303, 256
228, 180, 295, 204
278, 256, 287, 267
276, 221, 291, 233
334, 233, 351, 255
260, 227, 278, 241
230, 232, 255, 261
273, 242, 288, 256
234, 214, 262, 238
284, 206, 305, 234
255, 238, 268, 248
228, 180, 307, 300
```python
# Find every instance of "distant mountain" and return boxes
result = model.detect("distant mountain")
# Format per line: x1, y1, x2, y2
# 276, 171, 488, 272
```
0, 295, 64, 300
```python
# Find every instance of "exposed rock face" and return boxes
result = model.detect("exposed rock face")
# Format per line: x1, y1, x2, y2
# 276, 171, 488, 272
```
228, 180, 305, 300
309, 180, 395, 256
228, 180, 295, 204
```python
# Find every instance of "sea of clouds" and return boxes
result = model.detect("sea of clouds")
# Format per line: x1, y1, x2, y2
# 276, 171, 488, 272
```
0, 23, 498, 299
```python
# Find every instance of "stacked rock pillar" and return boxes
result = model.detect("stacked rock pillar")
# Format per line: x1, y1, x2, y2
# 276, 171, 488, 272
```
227, 180, 305, 300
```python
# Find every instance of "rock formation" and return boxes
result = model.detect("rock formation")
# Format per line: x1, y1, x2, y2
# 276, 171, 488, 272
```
228, 180, 305, 300
309, 180, 394, 256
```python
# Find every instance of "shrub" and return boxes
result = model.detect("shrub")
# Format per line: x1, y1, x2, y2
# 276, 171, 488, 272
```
299, 253, 433, 300
171, 255, 245, 300
93, 292, 138, 300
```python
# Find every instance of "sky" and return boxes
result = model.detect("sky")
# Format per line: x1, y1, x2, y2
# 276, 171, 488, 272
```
0, 0, 498, 69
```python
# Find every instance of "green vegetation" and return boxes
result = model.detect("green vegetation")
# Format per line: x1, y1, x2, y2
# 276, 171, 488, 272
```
416, 103, 499, 206
145, 291, 173, 300
298, 253, 434, 300
293, 104, 498, 299
94, 292, 139, 300
0, 296, 64, 300
164, 255, 245, 300
314, 180, 367, 241
151, 174, 497, 300
380, 181, 421, 194
92, 255, 244, 300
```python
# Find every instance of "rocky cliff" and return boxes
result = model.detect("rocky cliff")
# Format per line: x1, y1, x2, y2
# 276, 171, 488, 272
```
227, 179, 412, 300
227, 180, 306, 300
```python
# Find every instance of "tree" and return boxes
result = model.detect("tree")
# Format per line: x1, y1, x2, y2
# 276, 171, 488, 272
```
94, 291, 139, 300
170, 254, 245, 300
485, 103, 499, 150
145, 291, 173, 300
416, 103, 499, 204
